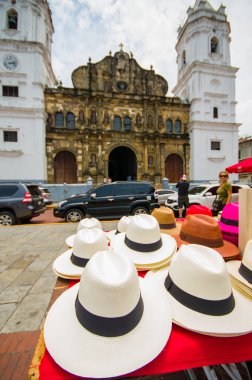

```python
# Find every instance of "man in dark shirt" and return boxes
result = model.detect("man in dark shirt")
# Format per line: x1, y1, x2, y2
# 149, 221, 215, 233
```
176, 174, 189, 218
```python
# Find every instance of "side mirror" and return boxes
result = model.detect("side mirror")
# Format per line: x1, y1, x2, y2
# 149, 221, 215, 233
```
90, 193, 96, 199
205, 192, 212, 196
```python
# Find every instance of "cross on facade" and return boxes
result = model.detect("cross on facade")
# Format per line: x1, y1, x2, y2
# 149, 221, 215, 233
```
119, 43, 124, 51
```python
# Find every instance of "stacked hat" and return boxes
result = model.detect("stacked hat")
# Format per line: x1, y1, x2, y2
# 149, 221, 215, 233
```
174, 214, 240, 261
186, 204, 212, 217
226, 239, 252, 298
111, 214, 177, 270
45, 249, 172, 378
65, 217, 103, 248
53, 228, 108, 279
106, 216, 133, 241
145, 244, 252, 337
219, 203, 239, 247
151, 207, 181, 235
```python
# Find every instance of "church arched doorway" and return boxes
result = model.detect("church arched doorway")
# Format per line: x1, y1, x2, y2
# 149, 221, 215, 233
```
54, 151, 77, 183
165, 154, 183, 183
109, 147, 137, 181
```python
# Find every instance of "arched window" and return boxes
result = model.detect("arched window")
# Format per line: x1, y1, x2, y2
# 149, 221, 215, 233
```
148, 155, 154, 166
175, 119, 182, 133
113, 116, 122, 131
182, 50, 186, 65
158, 115, 163, 127
147, 115, 153, 125
124, 117, 131, 131
166, 119, 173, 133
213, 107, 218, 119
90, 110, 97, 124
66, 112, 75, 129
211, 37, 219, 53
79, 110, 85, 122
90, 154, 96, 166
7, 9, 18, 30
55, 112, 64, 128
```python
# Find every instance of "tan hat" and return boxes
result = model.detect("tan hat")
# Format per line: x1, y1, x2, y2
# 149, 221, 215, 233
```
65, 218, 103, 248
226, 239, 252, 290
151, 207, 182, 235
45, 250, 172, 378
174, 214, 240, 261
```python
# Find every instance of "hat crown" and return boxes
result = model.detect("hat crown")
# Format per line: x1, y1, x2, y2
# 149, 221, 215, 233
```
242, 239, 252, 270
152, 208, 176, 225
117, 216, 133, 233
79, 250, 141, 318
169, 244, 232, 300
126, 214, 161, 244
73, 228, 107, 259
77, 217, 102, 232
221, 202, 239, 221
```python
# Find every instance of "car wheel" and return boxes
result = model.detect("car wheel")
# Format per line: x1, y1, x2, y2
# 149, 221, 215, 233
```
65, 209, 84, 223
131, 206, 149, 216
0, 211, 16, 226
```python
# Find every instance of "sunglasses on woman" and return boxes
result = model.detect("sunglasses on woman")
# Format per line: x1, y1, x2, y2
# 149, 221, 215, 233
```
219, 175, 228, 178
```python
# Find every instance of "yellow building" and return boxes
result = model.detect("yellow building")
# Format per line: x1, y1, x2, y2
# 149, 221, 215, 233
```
45, 47, 190, 186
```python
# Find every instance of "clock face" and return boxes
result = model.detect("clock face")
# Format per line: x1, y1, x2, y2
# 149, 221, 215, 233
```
3, 55, 19, 71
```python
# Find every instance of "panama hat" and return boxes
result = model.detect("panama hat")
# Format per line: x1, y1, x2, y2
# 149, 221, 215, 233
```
44, 249, 172, 378
151, 207, 182, 235
226, 239, 252, 290
65, 217, 102, 248
174, 214, 240, 260
111, 214, 177, 269
186, 204, 212, 217
145, 244, 252, 336
106, 216, 133, 241
53, 228, 108, 279
219, 203, 239, 235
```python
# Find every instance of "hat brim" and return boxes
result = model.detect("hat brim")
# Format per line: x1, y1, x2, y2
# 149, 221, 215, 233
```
136, 250, 176, 271
160, 222, 182, 236
145, 267, 252, 336
173, 234, 240, 260
53, 249, 85, 278
226, 260, 252, 290
106, 230, 116, 241
111, 233, 177, 265
219, 221, 238, 235
44, 280, 172, 378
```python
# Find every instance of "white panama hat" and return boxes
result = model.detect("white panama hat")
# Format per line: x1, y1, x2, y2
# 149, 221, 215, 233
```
65, 217, 102, 248
45, 249, 172, 378
226, 239, 252, 290
145, 244, 252, 337
111, 214, 177, 268
106, 215, 133, 241
53, 228, 108, 279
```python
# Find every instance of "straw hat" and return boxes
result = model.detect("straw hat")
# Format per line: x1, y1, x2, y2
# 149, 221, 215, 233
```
226, 239, 252, 290
219, 203, 239, 235
151, 207, 181, 235
44, 250, 172, 378
53, 228, 108, 279
111, 214, 177, 269
65, 217, 102, 248
145, 244, 252, 336
174, 214, 239, 260
106, 216, 133, 241
186, 204, 212, 217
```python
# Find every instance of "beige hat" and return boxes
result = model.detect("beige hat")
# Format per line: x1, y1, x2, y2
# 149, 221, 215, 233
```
226, 239, 252, 290
145, 244, 252, 337
111, 214, 177, 270
65, 217, 102, 248
44, 250, 172, 378
54, 228, 108, 279
151, 207, 182, 235
106, 216, 133, 241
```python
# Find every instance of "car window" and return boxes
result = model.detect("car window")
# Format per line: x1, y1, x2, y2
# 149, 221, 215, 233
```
188, 186, 207, 195
231, 185, 240, 194
132, 184, 150, 194
0, 185, 19, 197
204, 186, 218, 196
94, 185, 114, 197
113, 184, 134, 196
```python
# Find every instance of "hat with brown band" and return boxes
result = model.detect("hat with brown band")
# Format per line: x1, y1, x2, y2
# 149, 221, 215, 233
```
173, 214, 240, 260
151, 207, 182, 235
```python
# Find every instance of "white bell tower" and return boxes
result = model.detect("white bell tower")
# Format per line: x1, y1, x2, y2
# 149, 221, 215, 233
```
0, 0, 56, 182
173, 0, 239, 181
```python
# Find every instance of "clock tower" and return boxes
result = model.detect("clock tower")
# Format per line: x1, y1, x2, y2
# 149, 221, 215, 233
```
173, 0, 239, 181
0, 0, 55, 182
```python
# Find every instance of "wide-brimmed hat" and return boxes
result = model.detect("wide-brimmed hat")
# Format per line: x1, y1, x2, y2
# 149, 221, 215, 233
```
54, 228, 108, 279
111, 214, 177, 269
151, 207, 182, 235
174, 214, 239, 260
145, 244, 252, 336
66, 217, 102, 248
186, 204, 212, 217
226, 239, 252, 290
106, 216, 133, 241
45, 250, 172, 378
219, 203, 239, 235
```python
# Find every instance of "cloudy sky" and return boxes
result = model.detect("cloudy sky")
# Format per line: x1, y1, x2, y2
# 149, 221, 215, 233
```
48, 0, 252, 138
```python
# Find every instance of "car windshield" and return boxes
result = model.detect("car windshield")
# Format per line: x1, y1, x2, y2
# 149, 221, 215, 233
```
188, 186, 207, 195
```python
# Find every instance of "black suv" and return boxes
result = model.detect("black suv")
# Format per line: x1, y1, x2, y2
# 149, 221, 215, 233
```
54, 181, 159, 222
0, 183, 46, 226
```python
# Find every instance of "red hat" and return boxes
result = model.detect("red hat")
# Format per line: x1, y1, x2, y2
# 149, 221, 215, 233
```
186, 204, 212, 217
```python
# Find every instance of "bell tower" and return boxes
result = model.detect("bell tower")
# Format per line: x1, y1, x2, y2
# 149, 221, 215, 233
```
173, 0, 239, 181
0, 0, 56, 182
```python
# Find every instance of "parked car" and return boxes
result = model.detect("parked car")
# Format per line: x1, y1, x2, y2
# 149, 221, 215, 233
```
0, 183, 46, 226
39, 186, 53, 205
165, 183, 250, 214
154, 189, 177, 205
54, 181, 160, 222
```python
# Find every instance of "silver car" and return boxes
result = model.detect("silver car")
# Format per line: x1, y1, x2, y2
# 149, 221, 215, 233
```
154, 189, 177, 205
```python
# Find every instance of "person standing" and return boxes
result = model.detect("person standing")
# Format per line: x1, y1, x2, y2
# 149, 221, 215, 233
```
176, 174, 189, 218
215, 170, 232, 213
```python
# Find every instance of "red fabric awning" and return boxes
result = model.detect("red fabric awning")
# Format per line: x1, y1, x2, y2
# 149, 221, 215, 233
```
226, 158, 252, 173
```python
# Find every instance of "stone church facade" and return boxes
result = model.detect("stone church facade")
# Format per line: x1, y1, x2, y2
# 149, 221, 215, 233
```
45, 48, 190, 186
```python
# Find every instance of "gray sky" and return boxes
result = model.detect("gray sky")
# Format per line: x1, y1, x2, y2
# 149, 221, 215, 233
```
49, 0, 252, 138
